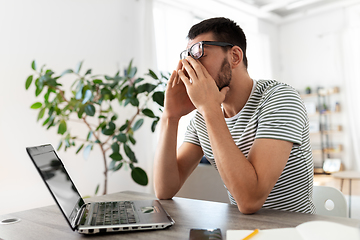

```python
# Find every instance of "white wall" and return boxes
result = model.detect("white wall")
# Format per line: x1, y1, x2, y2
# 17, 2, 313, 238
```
0, 0, 157, 215
278, 4, 360, 169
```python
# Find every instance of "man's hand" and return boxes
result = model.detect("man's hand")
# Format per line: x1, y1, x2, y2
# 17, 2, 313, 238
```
178, 57, 229, 115
163, 60, 196, 120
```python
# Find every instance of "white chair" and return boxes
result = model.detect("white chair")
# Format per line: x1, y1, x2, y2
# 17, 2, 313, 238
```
175, 163, 230, 203
313, 185, 348, 218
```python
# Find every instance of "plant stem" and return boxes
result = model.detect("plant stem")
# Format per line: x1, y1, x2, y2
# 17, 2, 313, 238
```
82, 116, 108, 194
126, 108, 140, 133
99, 143, 108, 195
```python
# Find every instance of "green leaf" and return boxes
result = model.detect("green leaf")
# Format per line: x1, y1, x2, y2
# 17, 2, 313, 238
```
128, 134, 136, 145
129, 163, 135, 170
31, 60, 37, 71
95, 121, 107, 131
109, 160, 116, 170
76, 144, 84, 154
60, 69, 73, 76
75, 84, 83, 100
152, 91, 164, 107
108, 121, 116, 130
131, 167, 148, 186
142, 108, 156, 118
58, 120, 67, 135
37, 108, 45, 121
86, 131, 93, 141
111, 114, 118, 121
83, 144, 92, 160
147, 69, 158, 79
133, 78, 144, 85
25, 76, 33, 89
78, 105, 86, 118
109, 152, 123, 161
128, 67, 137, 78
75, 61, 83, 74
119, 123, 128, 132
85, 69, 92, 75
137, 83, 157, 93
116, 133, 127, 143
42, 116, 50, 126
102, 128, 114, 136
111, 142, 120, 153
124, 144, 135, 162
30, 102, 42, 109
82, 89, 92, 104
126, 59, 133, 77
110, 161, 123, 171
161, 72, 170, 81
133, 119, 144, 131
95, 184, 100, 195
93, 79, 103, 84
130, 98, 139, 107
57, 141, 63, 150
35, 86, 44, 96
151, 119, 159, 132
84, 104, 96, 116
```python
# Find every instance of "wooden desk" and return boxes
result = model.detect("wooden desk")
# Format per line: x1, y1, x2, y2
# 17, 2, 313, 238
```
1, 191, 359, 240
332, 170, 360, 218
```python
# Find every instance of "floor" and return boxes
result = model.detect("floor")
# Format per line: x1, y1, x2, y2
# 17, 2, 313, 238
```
314, 174, 360, 219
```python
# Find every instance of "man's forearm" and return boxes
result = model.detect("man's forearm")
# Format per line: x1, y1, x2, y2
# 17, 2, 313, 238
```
201, 107, 262, 212
153, 115, 182, 199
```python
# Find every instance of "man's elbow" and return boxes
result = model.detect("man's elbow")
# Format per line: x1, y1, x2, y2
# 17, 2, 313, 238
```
154, 188, 177, 200
237, 202, 262, 214
155, 192, 174, 200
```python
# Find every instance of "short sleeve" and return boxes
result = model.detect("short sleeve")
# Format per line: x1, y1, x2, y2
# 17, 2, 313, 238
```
256, 85, 307, 145
184, 115, 201, 146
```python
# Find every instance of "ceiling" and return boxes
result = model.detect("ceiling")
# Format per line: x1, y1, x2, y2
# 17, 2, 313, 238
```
236, 0, 354, 17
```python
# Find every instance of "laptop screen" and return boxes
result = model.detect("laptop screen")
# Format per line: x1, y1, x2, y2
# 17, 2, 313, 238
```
27, 145, 85, 229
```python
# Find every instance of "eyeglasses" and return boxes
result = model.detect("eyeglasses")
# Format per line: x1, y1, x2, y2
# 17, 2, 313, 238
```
180, 41, 234, 60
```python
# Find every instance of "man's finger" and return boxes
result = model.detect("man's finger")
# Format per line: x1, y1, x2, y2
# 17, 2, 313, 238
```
176, 59, 183, 71
178, 69, 192, 88
181, 59, 198, 82
168, 70, 177, 88
220, 86, 230, 95
185, 57, 205, 80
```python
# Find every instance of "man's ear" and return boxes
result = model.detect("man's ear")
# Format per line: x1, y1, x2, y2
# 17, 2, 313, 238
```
230, 46, 243, 69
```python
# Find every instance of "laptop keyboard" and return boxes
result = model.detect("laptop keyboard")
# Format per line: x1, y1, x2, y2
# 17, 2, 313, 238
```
91, 201, 138, 226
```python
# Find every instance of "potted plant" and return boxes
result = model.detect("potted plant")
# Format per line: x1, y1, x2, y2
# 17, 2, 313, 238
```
25, 60, 167, 195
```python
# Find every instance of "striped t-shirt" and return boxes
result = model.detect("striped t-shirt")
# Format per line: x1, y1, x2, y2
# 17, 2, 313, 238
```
184, 79, 315, 214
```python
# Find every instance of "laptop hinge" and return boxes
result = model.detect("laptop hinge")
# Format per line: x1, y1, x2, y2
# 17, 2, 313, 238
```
74, 203, 89, 228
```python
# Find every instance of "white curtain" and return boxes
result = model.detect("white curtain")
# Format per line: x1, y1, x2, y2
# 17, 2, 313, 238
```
138, 0, 158, 74
342, 5, 360, 170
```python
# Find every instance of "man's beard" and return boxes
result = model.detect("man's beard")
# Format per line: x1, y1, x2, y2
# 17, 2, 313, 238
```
216, 58, 232, 90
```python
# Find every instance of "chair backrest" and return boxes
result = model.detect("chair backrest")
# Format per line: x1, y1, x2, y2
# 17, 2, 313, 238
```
175, 163, 230, 203
313, 185, 348, 217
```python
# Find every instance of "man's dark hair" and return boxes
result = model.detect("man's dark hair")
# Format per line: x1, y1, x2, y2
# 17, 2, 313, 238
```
187, 17, 248, 68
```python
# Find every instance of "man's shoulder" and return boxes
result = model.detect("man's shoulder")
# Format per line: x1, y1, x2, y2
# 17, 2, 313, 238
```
255, 79, 298, 97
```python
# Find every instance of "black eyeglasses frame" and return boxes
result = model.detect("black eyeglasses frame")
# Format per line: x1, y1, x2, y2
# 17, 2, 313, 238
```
180, 41, 234, 60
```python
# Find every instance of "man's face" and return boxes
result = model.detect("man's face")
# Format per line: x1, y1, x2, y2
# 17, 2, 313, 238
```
186, 32, 232, 90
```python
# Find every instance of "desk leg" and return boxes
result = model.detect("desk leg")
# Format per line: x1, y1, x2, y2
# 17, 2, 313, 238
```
349, 179, 352, 218
340, 179, 344, 192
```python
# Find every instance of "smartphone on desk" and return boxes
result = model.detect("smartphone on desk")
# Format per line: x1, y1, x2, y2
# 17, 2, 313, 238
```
189, 228, 222, 240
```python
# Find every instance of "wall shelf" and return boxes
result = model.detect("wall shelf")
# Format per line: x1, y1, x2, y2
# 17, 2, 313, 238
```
301, 87, 342, 174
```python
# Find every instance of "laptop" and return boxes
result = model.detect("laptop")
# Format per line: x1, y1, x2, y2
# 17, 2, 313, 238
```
26, 144, 175, 234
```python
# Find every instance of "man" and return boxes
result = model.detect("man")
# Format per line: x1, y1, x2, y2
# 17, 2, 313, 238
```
154, 17, 315, 214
